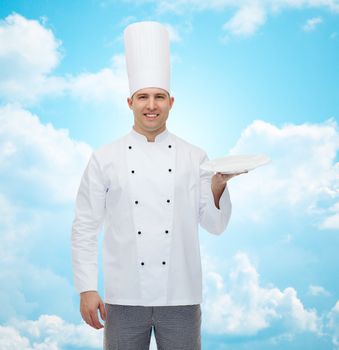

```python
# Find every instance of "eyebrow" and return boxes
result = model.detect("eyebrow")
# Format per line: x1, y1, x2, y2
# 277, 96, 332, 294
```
135, 92, 167, 97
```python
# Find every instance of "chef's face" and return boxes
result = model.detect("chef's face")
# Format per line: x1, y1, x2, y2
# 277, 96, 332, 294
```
127, 87, 174, 140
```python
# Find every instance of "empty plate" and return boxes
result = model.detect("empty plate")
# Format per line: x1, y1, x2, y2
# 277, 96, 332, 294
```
201, 154, 270, 174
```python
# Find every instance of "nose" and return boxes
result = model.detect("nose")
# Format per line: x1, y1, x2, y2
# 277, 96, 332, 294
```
147, 96, 156, 110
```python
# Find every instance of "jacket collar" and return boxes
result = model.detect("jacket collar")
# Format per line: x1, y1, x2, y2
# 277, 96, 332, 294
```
130, 127, 170, 143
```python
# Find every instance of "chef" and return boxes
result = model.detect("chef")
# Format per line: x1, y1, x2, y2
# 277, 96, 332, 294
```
71, 21, 244, 350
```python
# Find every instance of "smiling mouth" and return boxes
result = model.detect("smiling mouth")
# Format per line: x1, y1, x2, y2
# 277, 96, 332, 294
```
144, 113, 159, 120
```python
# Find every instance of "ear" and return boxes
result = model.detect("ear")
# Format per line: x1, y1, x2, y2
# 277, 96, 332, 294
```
127, 97, 133, 109
169, 96, 174, 110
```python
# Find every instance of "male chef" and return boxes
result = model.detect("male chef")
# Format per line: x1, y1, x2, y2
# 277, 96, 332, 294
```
71, 21, 244, 350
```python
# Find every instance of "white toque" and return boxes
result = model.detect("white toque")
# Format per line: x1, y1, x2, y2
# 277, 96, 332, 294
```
124, 21, 170, 96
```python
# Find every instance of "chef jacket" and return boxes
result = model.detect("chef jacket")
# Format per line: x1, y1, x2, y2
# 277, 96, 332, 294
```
71, 128, 232, 306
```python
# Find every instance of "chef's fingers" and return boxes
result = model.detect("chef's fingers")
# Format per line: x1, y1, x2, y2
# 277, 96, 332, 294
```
82, 306, 103, 329
216, 171, 248, 177
81, 309, 94, 328
230, 170, 248, 176
217, 173, 234, 180
99, 300, 107, 321
226, 171, 248, 179
89, 308, 104, 329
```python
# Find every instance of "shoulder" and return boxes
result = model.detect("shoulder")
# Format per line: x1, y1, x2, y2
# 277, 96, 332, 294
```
92, 133, 128, 164
170, 132, 207, 160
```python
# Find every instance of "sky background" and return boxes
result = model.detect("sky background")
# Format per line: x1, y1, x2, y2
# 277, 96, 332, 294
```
0, 0, 338, 349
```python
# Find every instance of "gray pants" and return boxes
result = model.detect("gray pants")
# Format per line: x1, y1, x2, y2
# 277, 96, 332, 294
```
104, 303, 201, 350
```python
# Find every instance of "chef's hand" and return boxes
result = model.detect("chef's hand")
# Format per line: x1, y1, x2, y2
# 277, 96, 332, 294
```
211, 171, 248, 209
80, 291, 106, 329
212, 171, 248, 190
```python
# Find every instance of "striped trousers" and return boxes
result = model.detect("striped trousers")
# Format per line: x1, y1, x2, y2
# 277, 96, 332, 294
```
104, 303, 201, 350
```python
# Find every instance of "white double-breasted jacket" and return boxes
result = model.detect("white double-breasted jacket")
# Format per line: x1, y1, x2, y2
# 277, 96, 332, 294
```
71, 128, 232, 306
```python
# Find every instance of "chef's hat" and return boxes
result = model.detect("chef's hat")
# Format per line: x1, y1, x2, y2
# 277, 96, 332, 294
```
124, 21, 170, 96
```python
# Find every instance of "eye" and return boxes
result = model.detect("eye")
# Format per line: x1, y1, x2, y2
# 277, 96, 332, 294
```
156, 95, 165, 99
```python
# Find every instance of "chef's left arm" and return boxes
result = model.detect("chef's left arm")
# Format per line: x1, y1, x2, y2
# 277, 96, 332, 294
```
199, 152, 246, 235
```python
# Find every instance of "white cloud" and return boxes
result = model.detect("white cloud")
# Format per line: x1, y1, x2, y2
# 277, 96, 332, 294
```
270, 0, 339, 12
149, 0, 339, 13
0, 193, 79, 323
0, 106, 92, 322
164, 23, 182, 42
227, 120, 339, 228
69, 54, 129, 104
0, 13, 60, 74
202, 251, 321, 337
0, 313, 159, 350
0, 104, 91, 203
0, 326, 31, 350
0, 13, 65, 104
0, 193, 16, 231
118, 15, 137, 27
327, 301, 339, 350
0, 13, 129, 106
308, 285, 331, 296
124, 0, 339, 36
223, 3, 267, 37
0, 104, 93, 322
320, 202, 339, 229
1, 315, 102, 350
302, 16, 323, 31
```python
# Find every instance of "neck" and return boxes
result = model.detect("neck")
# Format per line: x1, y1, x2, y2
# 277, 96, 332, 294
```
133, 125, 166, 142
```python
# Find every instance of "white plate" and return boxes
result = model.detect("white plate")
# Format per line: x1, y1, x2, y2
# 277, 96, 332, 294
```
200, 154, 270, 174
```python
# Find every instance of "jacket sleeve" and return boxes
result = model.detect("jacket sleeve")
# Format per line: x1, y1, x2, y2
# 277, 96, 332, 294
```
71, 152, 106, 293
199, 152, 232, 235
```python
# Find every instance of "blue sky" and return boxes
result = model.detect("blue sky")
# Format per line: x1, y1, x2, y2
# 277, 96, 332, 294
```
0, 0, 338, 349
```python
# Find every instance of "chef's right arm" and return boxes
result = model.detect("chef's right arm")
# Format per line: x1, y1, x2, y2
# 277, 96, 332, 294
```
71, 152, 106, 329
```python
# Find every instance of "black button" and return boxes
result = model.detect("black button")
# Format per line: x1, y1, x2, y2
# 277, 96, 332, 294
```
138, 231, 141, 235
162, 261, 166, 265
168, 145, 172, 148
168, 168, 172, 172
106, 188, 109, 193
128, 145, 132, 149
165, 230, 169, 234
167, 199, 170, 203
135, 200, 139, 205
131, 170, 135, 174
141, 262, 145, 266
